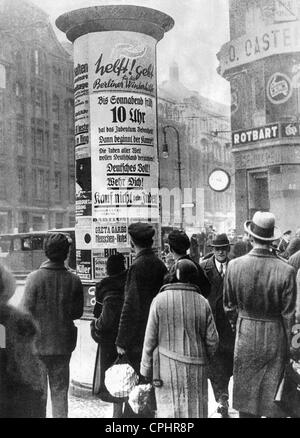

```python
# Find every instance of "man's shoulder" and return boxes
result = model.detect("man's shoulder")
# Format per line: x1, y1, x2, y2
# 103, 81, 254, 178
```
227, 253, 251, 268
134, 251, 165, 267
290, 250, 300, 262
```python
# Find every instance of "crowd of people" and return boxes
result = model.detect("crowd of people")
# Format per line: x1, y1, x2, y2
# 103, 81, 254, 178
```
1, 212, 300, 418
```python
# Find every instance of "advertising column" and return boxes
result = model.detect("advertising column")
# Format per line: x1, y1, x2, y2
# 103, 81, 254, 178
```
56, 6, 174, 307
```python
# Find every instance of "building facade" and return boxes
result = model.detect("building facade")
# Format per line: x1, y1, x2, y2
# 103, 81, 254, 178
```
158, 63, 235, 236
0, 0, 75, 233
218, 0, 300, 234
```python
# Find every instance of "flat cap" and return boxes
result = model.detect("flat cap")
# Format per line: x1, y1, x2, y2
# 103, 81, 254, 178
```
128, 222, 155, 241
168, 230, 190, 252
45, 233, 70, 260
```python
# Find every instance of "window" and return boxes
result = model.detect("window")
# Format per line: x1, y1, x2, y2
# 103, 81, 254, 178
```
53, 129, 59, 162
55, 213, 64, 229
68, 138, 74, 164
54, 171, 62, 202
18, 167, 26, 200
36, 129, 44, 158
13, 238, 22, 251
0, 65, 6, 89
69, 214, 75, 227
0, 166, 6, 199
45, 131, 50, 159
15, 82, 23, 98
65, 99, 74, 129
16, 120, 24, 156
37, 169, 45, 199
31, 236, 44, 250
45, 92, 49, 117
31, 49, 43, 76
33, 168, 47, 200
69, 174, 75, 201
0, 121, 4, 150
0, 92, 4, 113
52, 95, 59, 120
15, 51, 22, 72
19, 211, 29, 233
35, 89, 43, 117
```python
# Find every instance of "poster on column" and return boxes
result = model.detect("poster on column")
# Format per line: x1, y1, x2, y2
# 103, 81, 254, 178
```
75, 217, 92, 281
74, 34, 92, 217
88, 31, 160, 232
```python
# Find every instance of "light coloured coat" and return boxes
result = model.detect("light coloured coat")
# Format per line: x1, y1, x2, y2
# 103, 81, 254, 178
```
224, 248, 296, 417
140, 283, 219, 418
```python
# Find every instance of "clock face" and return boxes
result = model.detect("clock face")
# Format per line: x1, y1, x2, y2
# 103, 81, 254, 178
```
208, 169, 231, 192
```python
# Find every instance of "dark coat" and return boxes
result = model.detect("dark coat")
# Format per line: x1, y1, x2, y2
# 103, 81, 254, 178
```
224, 248, 296, 417
165, 255, 211, 298
283, 238, 300, 259
21, 260, 84, 355
289, 250, 300, 274
0, 263, 45, 418
116, 248, 167, 366
93, 270, 127, 343
200, 255, 235, 354
0, 304, 46, 418
140, 283, 219, 418
91, 271, 127, 401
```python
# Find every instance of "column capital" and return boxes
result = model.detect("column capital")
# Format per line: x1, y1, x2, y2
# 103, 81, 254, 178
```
56, 5, 174, 42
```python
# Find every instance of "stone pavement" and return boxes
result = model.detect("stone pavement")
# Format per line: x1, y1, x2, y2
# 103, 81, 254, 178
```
46, 381, 238, 419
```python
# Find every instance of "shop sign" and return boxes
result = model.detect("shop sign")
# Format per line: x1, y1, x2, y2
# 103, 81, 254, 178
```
267, 72, 293, 104
232, 124, 280, 146
282, 122, 300, 137
218, 21, 300, 75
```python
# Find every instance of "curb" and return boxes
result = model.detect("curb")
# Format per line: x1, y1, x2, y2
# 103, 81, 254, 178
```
70, 379, 95, 399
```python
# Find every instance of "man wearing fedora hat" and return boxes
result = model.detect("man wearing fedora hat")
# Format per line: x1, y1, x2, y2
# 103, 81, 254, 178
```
224, 212, 296, 418
200, 233, 235, 418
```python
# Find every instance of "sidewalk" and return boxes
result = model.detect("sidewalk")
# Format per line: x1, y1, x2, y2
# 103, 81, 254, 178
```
64, 319, 238, 419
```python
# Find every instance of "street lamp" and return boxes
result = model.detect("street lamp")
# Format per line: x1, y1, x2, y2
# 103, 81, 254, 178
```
211, 129, 232, 137
162, 125, 184, 230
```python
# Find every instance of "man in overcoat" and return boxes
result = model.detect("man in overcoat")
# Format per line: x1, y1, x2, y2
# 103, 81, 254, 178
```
21, 233, 84, 418
116, 222, 167, 417
200, 233, 235, 417
224, 212, 296, 418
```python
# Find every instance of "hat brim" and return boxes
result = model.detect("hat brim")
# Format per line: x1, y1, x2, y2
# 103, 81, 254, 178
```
244, 220, 281, 242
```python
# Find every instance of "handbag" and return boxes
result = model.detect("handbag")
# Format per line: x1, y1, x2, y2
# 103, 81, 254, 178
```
274, 360, 300, 418
105, 354, 139, 400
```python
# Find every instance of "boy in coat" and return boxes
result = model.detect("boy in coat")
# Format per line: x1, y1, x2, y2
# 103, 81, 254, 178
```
21, 233, 84, 418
